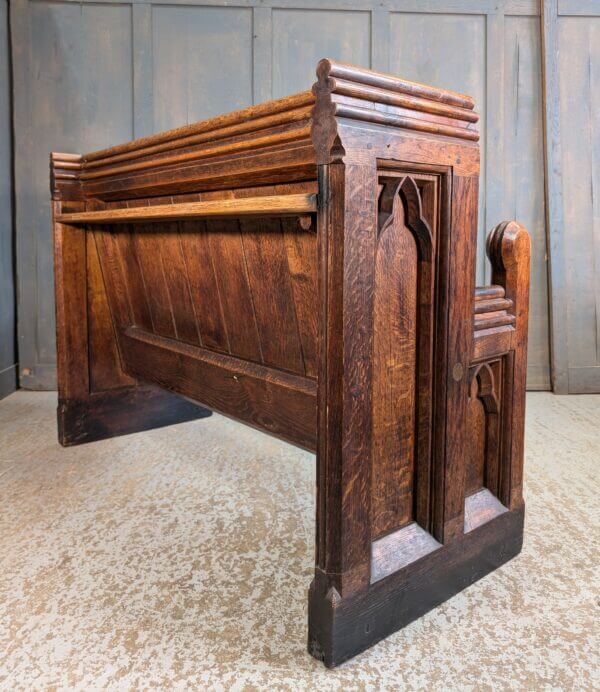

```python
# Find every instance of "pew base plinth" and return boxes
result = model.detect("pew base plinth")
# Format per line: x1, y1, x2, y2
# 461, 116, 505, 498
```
308, 506, 525, 668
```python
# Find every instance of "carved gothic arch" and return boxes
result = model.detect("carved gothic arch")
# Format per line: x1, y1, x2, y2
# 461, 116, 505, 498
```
377, 175, 433, 261
470, 362, 499, 414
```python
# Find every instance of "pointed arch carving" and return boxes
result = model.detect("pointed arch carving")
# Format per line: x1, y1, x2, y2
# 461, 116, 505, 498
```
466, 360, 503, 498
471, 362, 499, 414
377, 176, 433, 260
371, 171, 439, 539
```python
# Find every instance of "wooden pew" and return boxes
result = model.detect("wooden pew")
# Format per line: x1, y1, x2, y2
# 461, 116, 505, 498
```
51, 59, 530, 667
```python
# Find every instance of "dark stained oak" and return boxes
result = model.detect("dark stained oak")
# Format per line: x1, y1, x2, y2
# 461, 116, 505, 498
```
58, 386, 211, 447
51, 60, 531, 668
86, 231, 135, 391
371, 175, 436, 539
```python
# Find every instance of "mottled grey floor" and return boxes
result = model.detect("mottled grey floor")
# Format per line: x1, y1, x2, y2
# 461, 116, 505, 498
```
0, 391, 598, 690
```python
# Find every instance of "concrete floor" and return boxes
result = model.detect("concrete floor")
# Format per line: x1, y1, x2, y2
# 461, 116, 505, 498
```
0, 391, 598, 690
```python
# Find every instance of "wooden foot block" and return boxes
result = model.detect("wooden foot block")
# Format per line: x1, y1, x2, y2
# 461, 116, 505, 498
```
57, 385, 212, 447
308, 507, 524, 668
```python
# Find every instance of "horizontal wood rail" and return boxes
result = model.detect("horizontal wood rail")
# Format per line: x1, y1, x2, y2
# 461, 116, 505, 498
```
475, 284, 505, 301
55, 193, 317, 225
473, 283, 516, 331
120, 326, 317, 451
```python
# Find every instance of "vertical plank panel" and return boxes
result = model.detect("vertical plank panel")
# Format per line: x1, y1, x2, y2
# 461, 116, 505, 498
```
240, 218, 305, 374
112, 223, 154, 333
558, 0, 599, 15
389, 12, 487, 284
159, 225, 203, 346
208, 221, 263, 363
282, 221, 319, 378
371, 8, 390, 73
179, 221, 231, 354
86, 232, 135, 392
485, 10, 505, 283
0, 0, 16, 399
505, 16, 550, 389
272, 9, 371, 98
591, 21, 600, 373
133, 229, 178, 340
93, 228, 134, 338
542, 0, 569, 392
558, 17, 598, 378
556, 14, 600, 392
152, 5, 253, 131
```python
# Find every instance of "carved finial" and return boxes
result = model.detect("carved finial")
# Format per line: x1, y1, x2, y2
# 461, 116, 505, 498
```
311, 59, 345, 164
315, 58, 335, 92
485, 220, 531, 329
486, 221, 530, 272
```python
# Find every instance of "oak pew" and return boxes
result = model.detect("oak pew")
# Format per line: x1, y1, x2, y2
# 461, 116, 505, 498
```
51, 60, 530, 667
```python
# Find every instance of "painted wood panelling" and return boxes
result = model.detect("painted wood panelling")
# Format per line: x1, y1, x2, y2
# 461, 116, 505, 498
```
0, 0, 16, 400
10, 0, 555, 391
504, 16, 549, 390
541, 0, 600, 393
389, 12, 487, 285
152, 6, 253, 130
557, 14, 600, 392
272, 9, 371, 97
389, 12, 549, 389
12, 0, 134, 388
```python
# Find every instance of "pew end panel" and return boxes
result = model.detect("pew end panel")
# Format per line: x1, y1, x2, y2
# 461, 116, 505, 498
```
51, 59, 531, 667
307, 59, 530, 666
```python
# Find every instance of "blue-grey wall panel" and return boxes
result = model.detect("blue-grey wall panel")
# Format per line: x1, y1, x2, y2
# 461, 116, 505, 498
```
12, 1, 133, 388
503, 16, 549, 390
152, 5, 253, 131
389, 11, 550, 389
558, 15, 600, 392
272, 9, 371, 98
0, 0, 16, 400
389, 12, 487, 285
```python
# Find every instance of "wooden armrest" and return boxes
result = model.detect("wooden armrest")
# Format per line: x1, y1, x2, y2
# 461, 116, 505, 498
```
55, 193, 317, 225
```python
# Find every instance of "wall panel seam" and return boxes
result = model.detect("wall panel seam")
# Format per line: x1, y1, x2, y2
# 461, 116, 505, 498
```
541, 0, 569, 392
